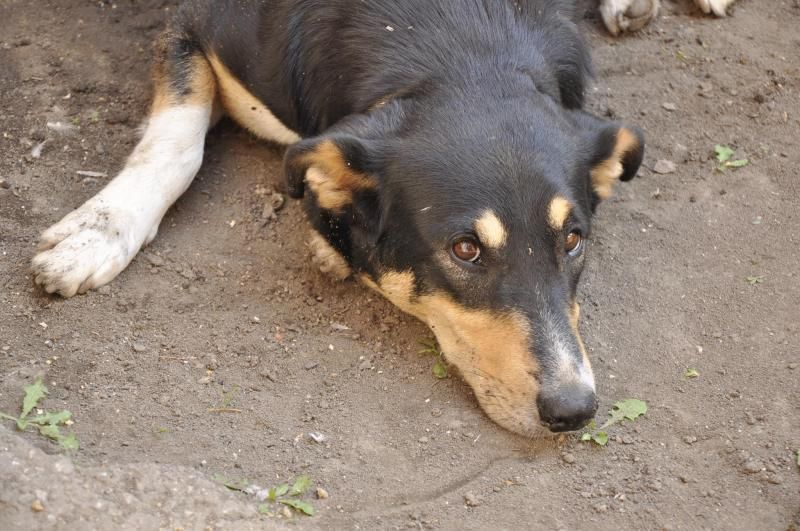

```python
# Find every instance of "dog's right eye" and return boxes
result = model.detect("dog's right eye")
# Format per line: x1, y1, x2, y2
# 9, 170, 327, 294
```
451, 237, 481, 263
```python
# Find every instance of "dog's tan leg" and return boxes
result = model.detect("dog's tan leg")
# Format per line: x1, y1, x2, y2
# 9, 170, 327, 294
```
32, 32, 218, 297
600, 0, 660, 36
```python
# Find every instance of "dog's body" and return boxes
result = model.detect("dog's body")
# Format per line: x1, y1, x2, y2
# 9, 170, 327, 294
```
31, 0, 731, 436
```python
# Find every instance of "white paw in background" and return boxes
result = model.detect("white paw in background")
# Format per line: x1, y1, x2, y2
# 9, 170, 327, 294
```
308, 231, 351, 281
600, 0, 660, 36
695, 0, 734, 16
31, 201, 148, 297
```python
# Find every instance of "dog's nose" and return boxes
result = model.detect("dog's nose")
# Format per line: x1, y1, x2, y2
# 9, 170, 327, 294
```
537, 385, 598, 433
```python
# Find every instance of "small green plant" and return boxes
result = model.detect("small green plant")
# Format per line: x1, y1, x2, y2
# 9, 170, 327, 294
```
684, 368, 700, 378
208, 384, 241, 413
214, 474, 251, 492
215, 473, 316, 517
581, 399, 647, 446
746, 275, 764, 285
258, 475, 315, 516
419, 338, 449, 379
0, 378, 78, 450
715, 145, 749, 171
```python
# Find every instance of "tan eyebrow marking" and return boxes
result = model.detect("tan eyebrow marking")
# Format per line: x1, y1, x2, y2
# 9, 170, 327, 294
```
475, 210, 507, 249
547, 196, 572, 231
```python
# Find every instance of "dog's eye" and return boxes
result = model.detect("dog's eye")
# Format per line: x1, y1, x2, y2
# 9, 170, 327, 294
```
452, 237, 481, 263
565, 231, 582, 255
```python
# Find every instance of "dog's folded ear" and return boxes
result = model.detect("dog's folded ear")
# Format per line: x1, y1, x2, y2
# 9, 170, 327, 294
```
284, 134, 381, 212
588, 125, 645, 202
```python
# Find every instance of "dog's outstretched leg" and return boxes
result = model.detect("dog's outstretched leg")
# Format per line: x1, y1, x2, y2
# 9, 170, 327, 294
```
32, 32, 218, 297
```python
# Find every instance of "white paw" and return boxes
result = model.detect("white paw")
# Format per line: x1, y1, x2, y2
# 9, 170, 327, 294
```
695, 0, 734, 16
308, 231, 351, 281
600, 0, 660, 36
32, 202, 144, 297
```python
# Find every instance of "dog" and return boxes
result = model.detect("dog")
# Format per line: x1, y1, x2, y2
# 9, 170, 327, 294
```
30, 0, 726, 437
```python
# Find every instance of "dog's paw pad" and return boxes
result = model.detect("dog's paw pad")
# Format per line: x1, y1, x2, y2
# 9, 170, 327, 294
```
695, 0, 733, 16
600, 0, 660, 36
32, 204, 136, 297
308, 231, 351, 281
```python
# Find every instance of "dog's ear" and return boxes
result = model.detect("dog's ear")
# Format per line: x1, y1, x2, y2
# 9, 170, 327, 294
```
284, 134, 382, 212
588, 125, 645, 202
572, 110, 645, 206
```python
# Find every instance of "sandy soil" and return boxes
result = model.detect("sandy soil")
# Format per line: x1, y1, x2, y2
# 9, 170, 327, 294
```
1, 0, 798, 529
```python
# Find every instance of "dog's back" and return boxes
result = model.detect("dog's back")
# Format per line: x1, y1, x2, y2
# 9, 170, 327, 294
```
174, 0, 590, 134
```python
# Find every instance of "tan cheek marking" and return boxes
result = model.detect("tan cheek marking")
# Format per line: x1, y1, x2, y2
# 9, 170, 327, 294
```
474, 210, 507, 249
362, 270, 541, 435
302, 140, 376, 212
547, 196, 572, 231
591, 127, 638, 200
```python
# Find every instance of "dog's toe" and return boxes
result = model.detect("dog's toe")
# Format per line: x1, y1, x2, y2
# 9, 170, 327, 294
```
600, 0, 660, 36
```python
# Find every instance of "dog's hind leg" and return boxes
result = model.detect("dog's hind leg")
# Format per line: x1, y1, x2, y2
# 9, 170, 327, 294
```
31, 31, 218, 297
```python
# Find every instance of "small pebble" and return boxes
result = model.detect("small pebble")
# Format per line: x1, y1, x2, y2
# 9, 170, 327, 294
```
561, 453, 577, 464
132, 343, 146, 353
742, 460, 762, 474
653, 159, 677, 174
683, 435, 698, 445
308, 432, 327, 443
31, 499, 44, 512
304, 361, 319, 370
316, 487, 329, 499
662, 102, 677, 111
418, 436, 429, 444
593, 503, 608, 514
431, 408, 443, 417
144, 253, 164, 267
464, 492, 480, 507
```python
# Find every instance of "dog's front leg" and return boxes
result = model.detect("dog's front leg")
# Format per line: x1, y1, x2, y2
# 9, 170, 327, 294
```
31, 33, 218, 297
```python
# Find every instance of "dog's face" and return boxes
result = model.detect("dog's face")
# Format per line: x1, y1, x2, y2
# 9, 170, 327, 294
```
285, 90, 644, 437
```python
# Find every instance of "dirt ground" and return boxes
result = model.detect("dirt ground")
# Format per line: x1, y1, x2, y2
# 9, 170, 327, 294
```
1, 0, 798, 529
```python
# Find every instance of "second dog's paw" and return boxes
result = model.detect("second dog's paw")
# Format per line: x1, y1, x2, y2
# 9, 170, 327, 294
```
600, 0, 660, 36
695, 0, 734, 17
308, 231, 351, 281
32, 203, 141, 297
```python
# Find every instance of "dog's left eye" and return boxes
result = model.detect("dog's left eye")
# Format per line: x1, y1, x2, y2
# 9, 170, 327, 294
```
565, 231, 583, 255
452, 237, 482, 263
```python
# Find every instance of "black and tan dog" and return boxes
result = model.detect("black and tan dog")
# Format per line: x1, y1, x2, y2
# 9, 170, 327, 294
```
31, 0, 651, 437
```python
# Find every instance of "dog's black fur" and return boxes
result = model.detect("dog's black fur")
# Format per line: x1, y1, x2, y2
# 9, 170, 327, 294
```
169, 0, 645, 435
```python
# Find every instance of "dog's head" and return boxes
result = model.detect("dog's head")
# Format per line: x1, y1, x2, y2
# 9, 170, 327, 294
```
284, 89, 643, 437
